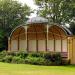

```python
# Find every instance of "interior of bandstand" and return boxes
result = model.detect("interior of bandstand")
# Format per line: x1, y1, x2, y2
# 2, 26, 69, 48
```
8, 23, 68, 58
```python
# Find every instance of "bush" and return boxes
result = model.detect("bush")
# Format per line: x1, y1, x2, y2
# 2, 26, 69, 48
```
44, 60, 52, 66
0, 51, 7, 58
44, 53, 52, 60
25, 57, 45, 65
43, 52, 62, 65
29, 52, 44, 57
16, 52, 28, 59
2, 55, 13, 63
51, 53, 62, 65
0, 51, 68, 65
7, 52, 16, 56
12, 56, 25, 64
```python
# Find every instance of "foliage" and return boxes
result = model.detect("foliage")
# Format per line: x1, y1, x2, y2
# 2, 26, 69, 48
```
0, 51, 69, 65
34, 0, 75, 25
2, 55, 13, 63
15, 51, 28, 59
29, 52, 44, 57
0, 0, 31, 50
12, 56, 25, 64
25, 57, 45, 65
0, 51, 7, 59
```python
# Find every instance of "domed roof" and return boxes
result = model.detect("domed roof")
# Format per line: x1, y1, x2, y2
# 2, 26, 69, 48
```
26, 16, 48, 24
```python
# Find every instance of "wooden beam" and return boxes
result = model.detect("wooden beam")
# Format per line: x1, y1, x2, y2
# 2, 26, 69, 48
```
34, 25, 38, 52
61, 39, 63, 52
54, 39, 55, 51
41, 24, 47, 52
27, 28, 29, 52
10, 38, 11, 51
18, 28, 22, 51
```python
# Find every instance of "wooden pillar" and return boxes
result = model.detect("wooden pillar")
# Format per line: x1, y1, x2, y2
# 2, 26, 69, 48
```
72, 37, 73, 62
10, 39, 11, 51
46, 25, 49, 52
67, 37, 69, 59
18, 31, 21, 51
8, 38, 11, 51
67, 37, 70, 60
25, 26, 28, 52
33, 25, 38, 52
54, 39, 55, 51
18, 36, 19, 51
52, 31, 55, 52
35, 26, 38, 52
18, 29, 22, 51
51, 29, 55, 52
61, 39, 63, 52
68, 37, 73, 62
36, 40, 38, 52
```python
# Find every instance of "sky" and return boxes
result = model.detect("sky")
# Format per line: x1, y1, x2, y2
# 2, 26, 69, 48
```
17, 0, 38, 18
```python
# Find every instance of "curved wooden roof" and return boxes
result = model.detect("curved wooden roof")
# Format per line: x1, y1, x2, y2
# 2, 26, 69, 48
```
9, 24, 72, 40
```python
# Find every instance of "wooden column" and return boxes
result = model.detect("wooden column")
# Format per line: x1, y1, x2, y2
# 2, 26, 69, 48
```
8, 38, 11, 51
25, 26, 28, 52
18, 29, 23, 51
52, 32, 55, 52
46, 25, 49, 52
18, 32, 20, 51
54, 39, 55, 51
67, 37, 70, 60
18, 36, 19, 51
34, 25, 38, 52
36, 40, 38, 52
60, 35, 63, 52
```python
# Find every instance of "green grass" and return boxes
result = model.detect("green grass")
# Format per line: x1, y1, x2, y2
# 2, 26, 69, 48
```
0, 62, 75, 75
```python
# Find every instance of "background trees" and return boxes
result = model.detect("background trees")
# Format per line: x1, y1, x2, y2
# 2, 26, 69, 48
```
0, 0, 31, 50
34, 0, 75, 25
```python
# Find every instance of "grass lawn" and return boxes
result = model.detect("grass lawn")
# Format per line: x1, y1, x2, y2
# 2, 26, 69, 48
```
0, 62, 75, 75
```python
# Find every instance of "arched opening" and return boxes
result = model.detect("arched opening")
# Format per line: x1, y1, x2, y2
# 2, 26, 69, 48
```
36, 24, 46, 52
48, 25, 67, 52
27, 23, 47, 52
27, 24, 37, 52
9, 26, 26, 51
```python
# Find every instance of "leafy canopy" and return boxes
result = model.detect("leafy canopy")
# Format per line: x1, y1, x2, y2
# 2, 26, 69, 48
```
34, 0, 75, 25
0, 0, 31, 50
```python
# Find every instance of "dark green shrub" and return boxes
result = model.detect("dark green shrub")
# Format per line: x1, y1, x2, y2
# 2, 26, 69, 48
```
12, 56, 25, 64
16, 52, 28, 59
25, 56, 45, 65
44, 60, 52, 65
44, 52, 52, 60
0, 51, 8, 62
0, 51, 7, 58
2, 55, 13, 63
51, 53, 62, 65
29, 52, 44, 57
0, 51, 68, 65
43, 52, 62, 65
7, 52, 16, 56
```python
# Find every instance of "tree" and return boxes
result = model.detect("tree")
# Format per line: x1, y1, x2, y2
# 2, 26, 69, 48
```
69, 21, 75, 34
34, 0, 75, 25
0, 0, 31, 50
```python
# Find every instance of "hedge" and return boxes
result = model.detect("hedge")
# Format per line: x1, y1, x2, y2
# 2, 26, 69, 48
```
0, 51, 70, 65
